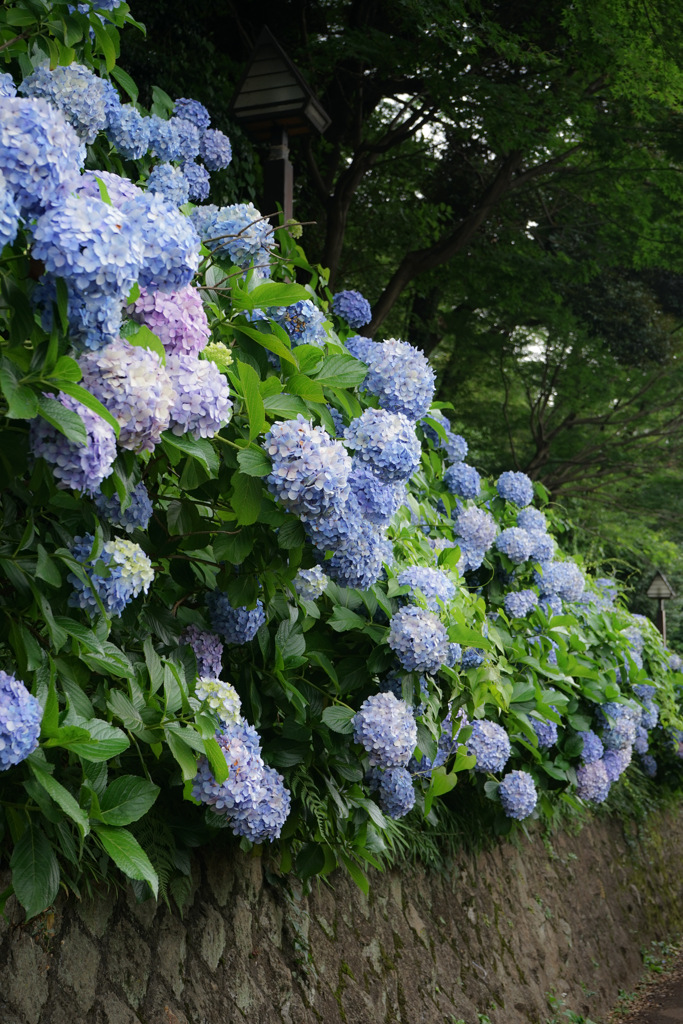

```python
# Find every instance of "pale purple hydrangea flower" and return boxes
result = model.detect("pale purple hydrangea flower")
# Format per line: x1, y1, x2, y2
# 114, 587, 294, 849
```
499, 770, 537, 819
206, 591, 265, 645
388, 606, 451, 674
80, 339, 175, 452
467, 719, 511, 773
229, 763, 291, 843
126, 284, 210, 357
264, 414, 352, 521
30, 392, 116, 496
670, 653, 683, 672
74, 169, 142, 206
181, 624, 224, 678
93, 481, 153, 532
331, 289, 372, 328
444, 463, 481, 499
68, 534, 154, 617
633, 725, 649, 755
146, 162, 190, 206
378, 766, 416, 819
165, 353, 233, 439
344, 408, 421, 484
0, 670, 42, 770
353, 692, 418, 768
532, 710, 558, 749
397, 566, 456, 610
20, 62, 115, 143
199, 129, 232, 171
576, 760, 610, 802
603, 745, 632, 782
597, 702, 639, 751
497, 471, 534, 507
362, 338, 435, 422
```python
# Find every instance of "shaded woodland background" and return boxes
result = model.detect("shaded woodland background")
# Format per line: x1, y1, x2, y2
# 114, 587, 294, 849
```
120, 0, 683, 644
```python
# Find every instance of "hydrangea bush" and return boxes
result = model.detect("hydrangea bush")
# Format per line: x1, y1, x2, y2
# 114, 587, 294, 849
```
1, 1, 683, 919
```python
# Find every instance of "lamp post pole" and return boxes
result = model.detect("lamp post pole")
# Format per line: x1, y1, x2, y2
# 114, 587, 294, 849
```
646, 571, 676, 644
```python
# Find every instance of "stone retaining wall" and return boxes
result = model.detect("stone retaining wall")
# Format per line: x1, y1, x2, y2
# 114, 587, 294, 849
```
2, 808, 683, 1024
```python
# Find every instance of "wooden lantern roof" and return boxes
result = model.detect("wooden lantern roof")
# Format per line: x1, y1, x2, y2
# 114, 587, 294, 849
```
230, 27, 331, 141
647, 571, 675, 600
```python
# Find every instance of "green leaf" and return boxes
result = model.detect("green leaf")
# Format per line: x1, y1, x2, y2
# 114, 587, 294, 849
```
10, 824, 60, 919
231, 471, 262, 525
44, 719, 129, 762
237, 360, 266, 439
340, 853, 369, 894
230, 322, 298, 368
204, 736, 229, 784
232, 281, 310, 311
29, 764, 90, 838
92, 16, 116, 69
97, 776, 160, 826
35, 544, 62, 587
36, 395, 87, 446
328, 607, 366, 632
321, 705, 356, 734
51, 355, 82, 382
55, 381, 120, 436
262, 394, 310, 418
165, 728, 198, 780
313, 355, 368, 388
161, 432, 219, 475
94, 824, 158, 896
285, 373, 325, 402
110, 64, 138, 102
0, 359, 38, 419
429, 766, 458, 796
120, 321, 166, 364
236, 446, 271, 477
295, 842, 326, 881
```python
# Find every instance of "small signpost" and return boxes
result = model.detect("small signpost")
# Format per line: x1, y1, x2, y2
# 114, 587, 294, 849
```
646, 570, 675, 644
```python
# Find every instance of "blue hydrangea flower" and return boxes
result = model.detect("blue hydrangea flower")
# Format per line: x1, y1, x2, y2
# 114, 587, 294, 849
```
32, 193, 143, 299
173, 97, 211, 129
0, 170, 19, 250
34, 283, 123, 352
578, 729, 604, 764
147, 162, 190, 206
499, 770, 537, 820
68, 535, 154, 617
378, 766, 416, 819
345, 335, 375, 362
504, 590, 538, 618
149, 115, 200, 162
462, 647, 485, 670
344, 409, 421, 484
467, 719, 511, 773
121, 191, 200, 292
229, 763, 291, 843
497, 471, 534, 507
670, 653, 683, 672
528, 532, 555, 563
453, 506, 497, 551
0, 97, 85, 217
199, 128, 232, 171
576, 760, 610, 802
0, 670, 42, 770
166, 353, 233, 439
353, 692, 418, 768
456, 544, 487, 574
325, 517, 389, 590
496, 527, 533, 564
191, 203, 273, 269
388, 606, 451, 674
20, 62, 116, 143
331, 289, 372, 328
75, 169, 142, 206
421, 410, 468, 462
640, 754, 657, 778
349, 460, 405, 524
516, 508, 547, 533
362, 338, 435, 422
294, 566, 329, 601
532, 711, 558, 749
326, 405, 345, 437
264, 414, 352, 521
397, 566, 456, 610
182, 160, 211, 202
603, 746, 632, 782
80, 339, 175, 452
536, 561, 585, 603
633, 725, 649, 755
105, 104, 151, 159
269, 300, 327, 347
0, 73, 16, 98
436, 707, 469, 759
194, 677, 241, 724
30, 392, 116, 496
594, 578, 619, 603
180, 624, 224, 678
94, 481, 153, 533
597, 702, 639, 750
206, 591, 265, 645
444, 463, 481, 499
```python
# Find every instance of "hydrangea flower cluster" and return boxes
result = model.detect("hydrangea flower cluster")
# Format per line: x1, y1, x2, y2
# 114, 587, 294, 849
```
578, 730, 604, 764
106, 104, 150, 159
528, 532, 555, 563
0, 670, 42, 770
149, 114, 200, 162
200, 128, 233, 171
532, 712, 558, 749
127, 285, 211, 357
388, 606, 451, 674
269, 300, 327, 347
499, 770, 537, 820
352, 692, 418, 768
68, 535, 154, 617
576, 760, 611, 803
180, 624, 224, 678
332, 289, 372, 328
597, 702, 639, 750
537, 561, 585, 603
294, 566, 329, 601
191, 203, 273, 269
0, 73, 16, 98
30, 393, 117, 496
361, 338, 436, 421
461, 647, 485, 669
75, 169, 142, 206
516, 508, 547, 533
194, 677, 242, 724
421, 410, 468, 464
20, 62, 116, 143
182, 161, 211, 202
633, 725, 649, 755
80, 339, 175, 452
192, 718, 290, 843
504, 590, 538, 618
496, 527, 533, 564
94, 481, 153, 533
0, 171, 19, 250
349, 461, 405, 524
603, 746, 632, 782
453, 506, 498, 553
344, 409, 421, 484
326, 515, 391, 589
166, 354, 233, 439
633, 683, 659, 730
444, 463, 481, 499
146, 162, 190, 206
378, 766, 416, 818
206, 591, 266, 645
640, 754, 657, 778
497, 471, 534, 506
397, 566, 456, 610
264, 415, 352, 521
120, 192, 200, 292
345, 334, 375, 362
174, 97, 211, 130
467, 719, 511, 773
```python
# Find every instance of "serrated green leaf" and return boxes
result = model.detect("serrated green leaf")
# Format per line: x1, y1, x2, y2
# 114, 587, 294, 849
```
313, 355, 368, 388
110, 64, 138, 102
55, 381, 120, 436
231, 470, 262, 525
230, 322, 298, 368
236, 446, 271, 477
10, 824, 60, 919
96, 776, 160, 826
94, 824, 158, 896
321, 705, 356, 734
237, 360, 266, 439
165, 728, 199, 780
285, 373, 325, 402
161, 432, 219, 475
232, 281, 310, 311
36, 395, 87, 445
328, 607, 366, 632
29, 764, 90, 837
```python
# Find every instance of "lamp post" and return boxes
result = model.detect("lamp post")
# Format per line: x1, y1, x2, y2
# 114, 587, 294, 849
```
230, 28, 331, 226
646, 570, 675, 644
